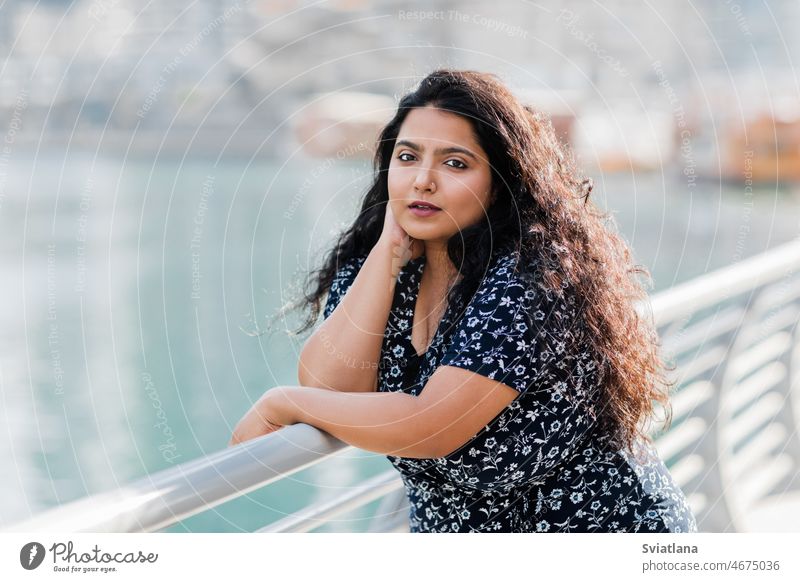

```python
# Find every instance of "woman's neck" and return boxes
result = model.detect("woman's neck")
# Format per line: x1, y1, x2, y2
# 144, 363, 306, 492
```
422, 242, 460, 290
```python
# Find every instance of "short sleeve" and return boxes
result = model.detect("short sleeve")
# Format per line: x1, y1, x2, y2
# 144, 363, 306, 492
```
322, 255, 368, 320
439, 254, 552, 394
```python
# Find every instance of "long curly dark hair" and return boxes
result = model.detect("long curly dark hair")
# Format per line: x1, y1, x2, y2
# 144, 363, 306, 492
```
269, 69, 674, 454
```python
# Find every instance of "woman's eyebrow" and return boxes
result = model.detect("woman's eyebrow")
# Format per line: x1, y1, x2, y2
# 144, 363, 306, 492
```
394, 139, 478, 161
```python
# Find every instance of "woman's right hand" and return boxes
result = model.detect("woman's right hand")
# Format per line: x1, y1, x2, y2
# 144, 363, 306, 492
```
379, 200, 425, 276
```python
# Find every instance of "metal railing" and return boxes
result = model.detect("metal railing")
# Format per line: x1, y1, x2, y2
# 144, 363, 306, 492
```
648, 238, 800, 532
7, 237, 800, 533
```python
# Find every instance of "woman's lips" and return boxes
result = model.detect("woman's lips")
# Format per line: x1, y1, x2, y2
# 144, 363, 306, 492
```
408, 200, 442, 217
408, 205, 442, 217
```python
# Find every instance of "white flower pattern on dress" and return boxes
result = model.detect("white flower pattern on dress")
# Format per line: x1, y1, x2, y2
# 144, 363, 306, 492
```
322, 250, 697, 533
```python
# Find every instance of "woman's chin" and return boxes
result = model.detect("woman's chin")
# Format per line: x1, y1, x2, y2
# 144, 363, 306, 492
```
403, 230, 439, 244
400, 221, 443, 238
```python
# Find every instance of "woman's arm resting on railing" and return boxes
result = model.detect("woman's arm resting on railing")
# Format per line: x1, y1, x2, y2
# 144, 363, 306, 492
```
297, 240, 399, 393
229, 365, 519, 458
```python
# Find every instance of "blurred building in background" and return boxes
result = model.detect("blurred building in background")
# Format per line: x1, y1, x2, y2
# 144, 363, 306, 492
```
1, 0, 798, 181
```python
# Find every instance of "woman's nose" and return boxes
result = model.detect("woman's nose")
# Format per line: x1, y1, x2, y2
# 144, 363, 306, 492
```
413, 166, 436, 191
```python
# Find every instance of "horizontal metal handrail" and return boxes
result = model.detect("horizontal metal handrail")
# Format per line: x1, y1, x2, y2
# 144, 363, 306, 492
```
649, 237, 800, 325
258, 469, 404, 533
6, 424, 349, 533
5, 237, 800, 533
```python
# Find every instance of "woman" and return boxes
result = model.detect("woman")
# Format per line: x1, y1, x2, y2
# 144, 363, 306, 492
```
230, 69, 698, 533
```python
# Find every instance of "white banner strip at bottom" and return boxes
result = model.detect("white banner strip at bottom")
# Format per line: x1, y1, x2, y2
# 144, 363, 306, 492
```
1, 533, 798, 581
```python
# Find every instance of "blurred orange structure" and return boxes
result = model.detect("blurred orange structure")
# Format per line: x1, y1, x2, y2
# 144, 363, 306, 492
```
724, 111, 800, 183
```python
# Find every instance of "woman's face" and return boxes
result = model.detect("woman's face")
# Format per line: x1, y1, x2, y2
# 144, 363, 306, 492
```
387, 106, 495, 249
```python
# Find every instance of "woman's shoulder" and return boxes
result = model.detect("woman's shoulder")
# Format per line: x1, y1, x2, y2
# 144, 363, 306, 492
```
453, 249, 538, 328
330, 253, 368, 286
339, 252, 369, 272
477, 247, 581, 324
476, 248, 540, 302
323, 253, 370, 318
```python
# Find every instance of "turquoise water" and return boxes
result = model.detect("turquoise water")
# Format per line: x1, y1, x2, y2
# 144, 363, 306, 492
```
0, 151, 797, 531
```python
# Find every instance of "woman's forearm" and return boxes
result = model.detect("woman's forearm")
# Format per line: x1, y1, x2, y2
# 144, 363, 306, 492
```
275, 386, 438, 458
298, 240, 399, 392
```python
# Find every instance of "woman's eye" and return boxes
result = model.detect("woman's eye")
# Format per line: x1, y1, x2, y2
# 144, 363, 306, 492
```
396, 153, 466, 169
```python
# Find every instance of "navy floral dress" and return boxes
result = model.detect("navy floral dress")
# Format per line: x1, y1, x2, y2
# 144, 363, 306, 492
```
322, 248, 697, 533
